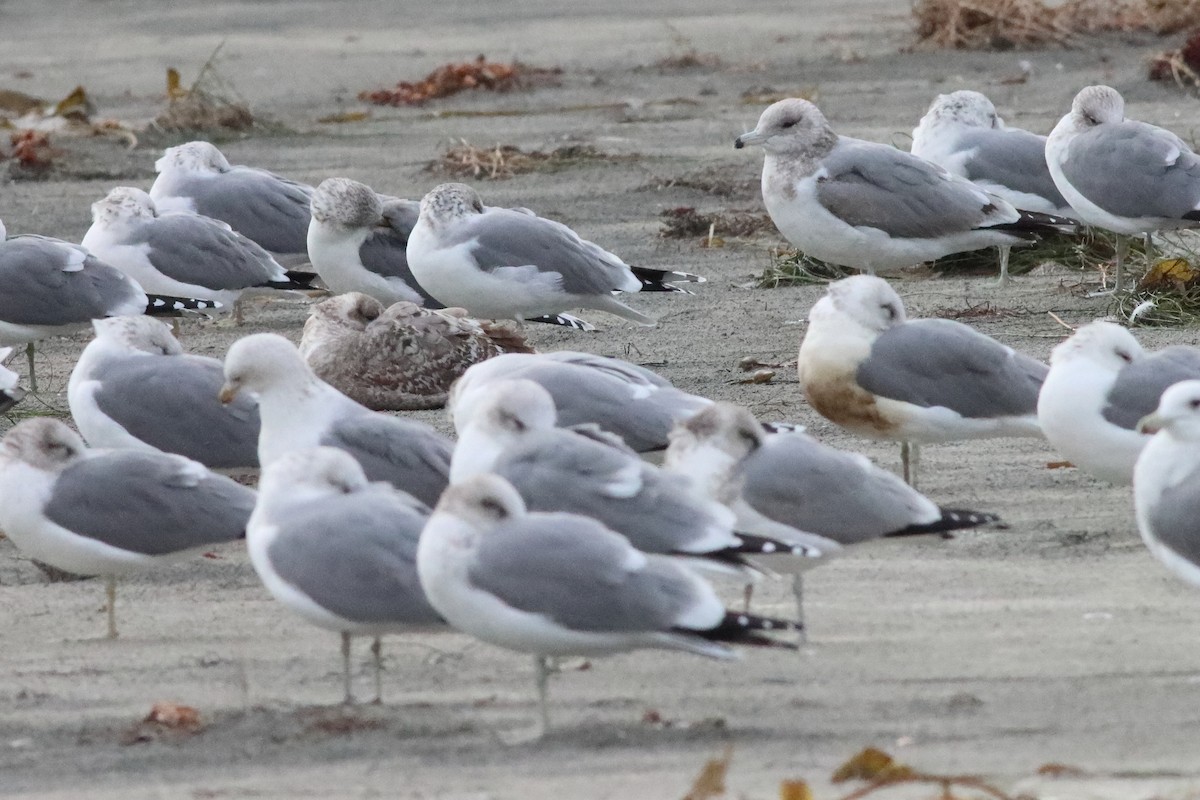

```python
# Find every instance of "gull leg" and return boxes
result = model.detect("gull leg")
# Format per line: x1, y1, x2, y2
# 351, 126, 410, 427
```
341, 632, 354, 705
742, 582, 754, 613
995, 245, 1011, 287
534, 654, 554, 737
910, 442, 921, 490
791, 574, 807, 645
105, 577, 118, 639
25, 342, 37, 395
371, 636, 383, 705
901, 441, 921, 489
1113, 235, 1127, 295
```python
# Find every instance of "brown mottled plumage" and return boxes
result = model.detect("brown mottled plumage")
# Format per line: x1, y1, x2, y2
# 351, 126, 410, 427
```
299, 293, 535, 411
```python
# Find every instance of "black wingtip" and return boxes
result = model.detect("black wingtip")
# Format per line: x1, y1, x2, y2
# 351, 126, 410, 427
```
728, 532, 822, 559
993, 209, 1081, 239
630, 265, 707, 293
884, 508, 1002, 539
680, 611, 801, 650
283, 269, 319, 288
525, 313, 596, 331
143, 295, 224, 316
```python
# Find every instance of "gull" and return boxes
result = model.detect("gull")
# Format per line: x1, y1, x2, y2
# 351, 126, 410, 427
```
665, 402, 1000, 623
911, 89, 1075, 284
1038, 321, 1200, 485
407, 182, 701, 326
449, 351, 712, 452
449, 379, 816, 579
417, 473, 799, 733
220, 332, 453, 507
69, 316, 260, 470
1047, 85, 1200, 294
797, 275, 1046, 486
248, 447, 445, 704
299, 292, 533, 411
735, 98, 1075, 274
1133, 380, 1200, 587
81, 187, 311, 323
0, 418, 255, 638
150, 140, 314, 266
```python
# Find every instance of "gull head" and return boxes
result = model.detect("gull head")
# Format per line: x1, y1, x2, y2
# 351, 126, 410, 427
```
1071, 85, 1124, 130
922, 90, 1002, 130
155, 141, 231, 176
822, 275, 907, 333
305, 291, 387, 335
1, 418, 86, 472
1049, 320, 1142, 371
434, 472, 527, 531
92, 316, 184, 357
259, 446, 370, 500
310, 177, 384, 228
90, 186, 157, 228
1139, 379, 1200, 439
419, 183, 484, 229
735, 98, 837, 157
466, 379, 557, 442
666, 403, 764, 498
220, 333, 310, 404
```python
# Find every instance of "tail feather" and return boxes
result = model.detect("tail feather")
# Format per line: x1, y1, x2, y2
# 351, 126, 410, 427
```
144, 295, 223, 316
988, 209, 1080, 239
630, 265, 706, 293
762, 421, 805, 435
885, 508, 1002, 539
679, 611, 800, 650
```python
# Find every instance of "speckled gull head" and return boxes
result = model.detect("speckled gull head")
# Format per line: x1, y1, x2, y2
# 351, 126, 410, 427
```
1070, 85, 1125, 131
1140, 380, 1200, 439
418, 183, 484, 230
434, 472, 527, 530
90, 186, 157, 228
666, 403, 765, 499
734, 98, 838, 157
154, 141, 232, 175
923, 90, 1001, 129
310, 177, 384, 228
1, 417, 86, 472
260, 446, 370, 500
1049, 320, 1143, 369
307, 291, 386, 332
91, 316, 184, 357
220, 332, 309, 403
814, 275, 907, 333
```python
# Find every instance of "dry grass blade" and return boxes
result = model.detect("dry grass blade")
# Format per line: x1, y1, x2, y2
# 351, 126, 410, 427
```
758, 250, 851, 287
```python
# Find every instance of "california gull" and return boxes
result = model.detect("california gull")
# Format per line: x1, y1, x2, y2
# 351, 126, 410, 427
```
1039, 321, 1200, 485
417, 473, 799, 733
220, 332, 453, 507
735, 98, 1075, 274
0, 418, 254, 637
68, 315, 260, 470
797, 275, 1046, 485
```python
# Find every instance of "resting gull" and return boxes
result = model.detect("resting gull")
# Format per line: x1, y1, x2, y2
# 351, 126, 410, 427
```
735, 98, 1075, 274
0, 418, 254, 638
1047, 85, 1200, 293
797, 275, 1046, 485
69, 316, 260, 470
1134, 380, 1200, 587
417, 473, 799, 733
220, 332, 453, 507
1039, 321, 1200, 485
248, 447, 445, 704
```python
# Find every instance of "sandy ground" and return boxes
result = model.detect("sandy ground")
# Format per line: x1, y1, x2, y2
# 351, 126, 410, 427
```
3, 2, 1200, 798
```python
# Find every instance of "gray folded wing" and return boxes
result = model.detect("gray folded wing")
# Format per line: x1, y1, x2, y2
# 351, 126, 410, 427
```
1103, 347, 1200, 430
816, 140, 1016, 239
141, 215, 283, 290
88, 352, 260, 469
739, 433, 936, 544
857, 319, 1047, 418
320, 414, 452, 507
0, 237, 142, 326
358, 198, 440, 305
43, 452, 255, 555
1147, 460, 1200, 567
468, 514, 702, 632
265, 489, 443, 625
1060, 122, 1200, 220
180, 168, 313, 255
957, 128, 1067, 208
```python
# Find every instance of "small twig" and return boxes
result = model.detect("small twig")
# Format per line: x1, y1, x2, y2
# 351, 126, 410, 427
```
1046, 311, 1075, 332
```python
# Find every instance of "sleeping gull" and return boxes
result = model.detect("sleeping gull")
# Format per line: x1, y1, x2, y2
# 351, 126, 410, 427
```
797, 275, 1046, 486
150, 140, 314, 265
449, 351, 712, 452
1047, 85, 1200, 293
417, 473, 799, 733
450, 380, 815, 579
1134, 380, 1200, 587
299, 292, 533, 411
735, 98, 1075, 274
665, 402, 1000, 623
911, 89, 1075, 284
1038, 321, 1200, 485
248, 447, 445, 704
220, 332, 453, 507
81, 187, 311, 323
407, 183, 701, 326
0, 418, 255, 638
69, 316, 260, 470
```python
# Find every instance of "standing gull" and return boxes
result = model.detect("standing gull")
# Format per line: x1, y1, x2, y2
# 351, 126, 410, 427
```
450, 351, 712, 452
1134, 380, 1200, 587
69, 316, 260, 470
407, 183, 698, 325
150, 140, 314, 265
0, 418, 254, 638
798, 275, 1046, 485
248, 448, 445, 704
1047, 85, 1200, 293
417, 473, 799, 733
911, 89, 1075, 284
220, 333, 453, 507
1039, 321, 1200, 485
735, 98, 1075, 273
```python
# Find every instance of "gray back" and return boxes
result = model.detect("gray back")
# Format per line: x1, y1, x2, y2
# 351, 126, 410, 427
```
1104, 347, 1200, 430
187, 168, 313, 254
321, 414, 452, 507
0, 238, 140, 325
142, 215, 279, 290
958, 128, 1067, 208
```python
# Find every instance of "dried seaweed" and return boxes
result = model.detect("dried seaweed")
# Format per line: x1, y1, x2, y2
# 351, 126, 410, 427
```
426, 140, 633, 180
659, 207, 775, 240
1150, 28, 1200, 87
1111, 257, 1200, 325
758, 250, 852, 287
360, 55, 561, 107
154, 44, 258, 136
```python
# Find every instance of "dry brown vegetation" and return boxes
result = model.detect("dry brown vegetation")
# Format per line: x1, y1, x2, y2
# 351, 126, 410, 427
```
658, 207, 776, 240
154, 53, 257, 135
1150, 29, 1200, 87
360, 56, 561, 106
426, 140, 633, 180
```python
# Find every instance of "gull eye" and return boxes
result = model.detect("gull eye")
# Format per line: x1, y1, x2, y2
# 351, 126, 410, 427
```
780, 119, 797, 129
479, 498, 508, 519
881, 303, 896, 320
1190, 398, 1200, 409
1115, 349, 1134, 363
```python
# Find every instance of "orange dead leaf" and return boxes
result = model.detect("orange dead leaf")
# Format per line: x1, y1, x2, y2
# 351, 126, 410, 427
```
1046, 460, 1075, 470
1035, 762, 1088, 778
683, 745, 733, 800
359, 55, 560, 106
779, 779, 813, 800
146, 701, 202, 730
165, 67, 189, 101
831, 747, 914, 783
1139, 258, 1200, 293
317, 110, 370, 124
